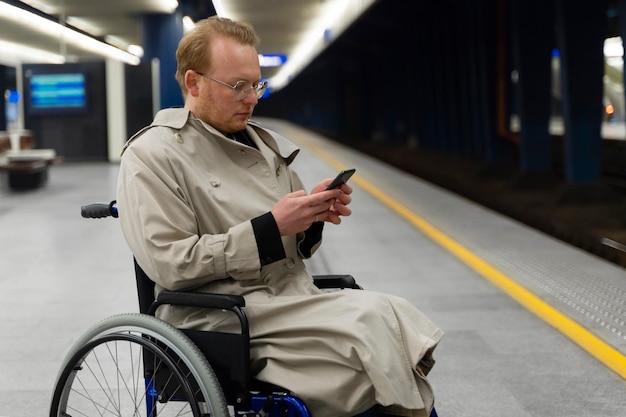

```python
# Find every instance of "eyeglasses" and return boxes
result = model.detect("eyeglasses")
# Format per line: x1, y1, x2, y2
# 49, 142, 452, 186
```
194, 71, 268, 100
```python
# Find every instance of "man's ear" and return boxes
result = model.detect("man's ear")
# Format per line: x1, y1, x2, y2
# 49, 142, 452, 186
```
185, 70, 200, 97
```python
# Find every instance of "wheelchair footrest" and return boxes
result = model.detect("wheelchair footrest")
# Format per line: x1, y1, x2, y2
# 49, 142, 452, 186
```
245, 392, 312, 417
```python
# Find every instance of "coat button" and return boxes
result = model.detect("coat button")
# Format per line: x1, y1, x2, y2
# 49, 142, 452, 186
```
264, 273, 272, 283
285, 258, 295, 269
209, 177, 221, 187
175, 132, 183, 143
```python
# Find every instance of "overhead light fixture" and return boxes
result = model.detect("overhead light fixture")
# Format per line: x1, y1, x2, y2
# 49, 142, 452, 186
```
211, 0, 227, 17
604, 37, 623, 58
182, 16, 196, 32
0, 1, 141, 65
22, 0, 179, 14
164, 0, 180, 12
127, 45, 145, 58
0, 39, 66, 65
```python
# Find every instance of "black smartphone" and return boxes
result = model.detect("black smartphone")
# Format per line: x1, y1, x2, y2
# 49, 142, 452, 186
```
325, 168, 356, 190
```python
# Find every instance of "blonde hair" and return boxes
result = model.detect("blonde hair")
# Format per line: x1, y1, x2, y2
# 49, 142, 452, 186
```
175, 16, 260, 98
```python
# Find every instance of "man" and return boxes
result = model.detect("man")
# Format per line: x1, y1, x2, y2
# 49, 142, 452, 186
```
117, 16, 443, 417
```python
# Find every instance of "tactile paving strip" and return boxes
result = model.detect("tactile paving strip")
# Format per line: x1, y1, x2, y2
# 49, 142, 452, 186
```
479, 247, 626, 344
400, 179, 626, 353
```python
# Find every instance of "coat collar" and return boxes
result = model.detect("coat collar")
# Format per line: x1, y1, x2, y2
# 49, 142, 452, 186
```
247, 119, 300, 165
121, 108, 300, 164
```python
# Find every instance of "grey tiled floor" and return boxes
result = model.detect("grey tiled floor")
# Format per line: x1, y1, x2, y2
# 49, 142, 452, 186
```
1, 118, 625, 416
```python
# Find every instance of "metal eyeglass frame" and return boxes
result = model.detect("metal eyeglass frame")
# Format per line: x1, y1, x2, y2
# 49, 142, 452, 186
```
194, 71, 268, 100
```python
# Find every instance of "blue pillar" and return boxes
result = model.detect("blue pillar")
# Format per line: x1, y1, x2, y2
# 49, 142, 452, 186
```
555, 0, 607, 182
510, 0, 554, 173
142, 12, 184, 109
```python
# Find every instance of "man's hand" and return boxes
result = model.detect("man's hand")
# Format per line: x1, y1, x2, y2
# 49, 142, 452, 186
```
271, 180, 352, 236
312, 179, 352, 224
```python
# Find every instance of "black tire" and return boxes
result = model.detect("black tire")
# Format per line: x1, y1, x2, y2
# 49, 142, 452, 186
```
50, 313, 229, 417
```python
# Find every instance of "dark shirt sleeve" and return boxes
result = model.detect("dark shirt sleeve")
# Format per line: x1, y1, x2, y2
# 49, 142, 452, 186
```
251, 212, 286, 266
299, 221, 324, 258
251, 213, 325, 265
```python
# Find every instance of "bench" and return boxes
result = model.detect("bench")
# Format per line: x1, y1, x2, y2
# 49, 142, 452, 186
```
0, 133, 62, 190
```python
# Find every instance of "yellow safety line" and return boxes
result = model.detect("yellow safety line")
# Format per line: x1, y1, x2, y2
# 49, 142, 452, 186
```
306, 142, 626, 379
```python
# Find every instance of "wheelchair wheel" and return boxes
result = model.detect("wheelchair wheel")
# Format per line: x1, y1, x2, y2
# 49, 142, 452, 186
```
50, 313, 229, 417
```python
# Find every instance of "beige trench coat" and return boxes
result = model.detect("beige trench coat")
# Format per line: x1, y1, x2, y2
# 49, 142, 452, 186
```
117, 108, 444, 417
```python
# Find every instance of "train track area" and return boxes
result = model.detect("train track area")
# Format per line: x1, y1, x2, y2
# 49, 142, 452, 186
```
357, 139, 626, 269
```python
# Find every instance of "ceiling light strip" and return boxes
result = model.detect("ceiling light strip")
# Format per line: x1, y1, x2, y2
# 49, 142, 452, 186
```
270, 0, 376, 90
0, 1, 141, 65
0, 39, 66, 65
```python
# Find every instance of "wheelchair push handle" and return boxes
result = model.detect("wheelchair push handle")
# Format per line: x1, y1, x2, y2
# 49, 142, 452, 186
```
81, 200, 118, 218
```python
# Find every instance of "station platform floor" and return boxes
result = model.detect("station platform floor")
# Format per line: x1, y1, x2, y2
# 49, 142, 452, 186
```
1, 117, 625, 416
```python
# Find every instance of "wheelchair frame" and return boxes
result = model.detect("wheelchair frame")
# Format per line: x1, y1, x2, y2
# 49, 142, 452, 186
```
49, 201, 365, 417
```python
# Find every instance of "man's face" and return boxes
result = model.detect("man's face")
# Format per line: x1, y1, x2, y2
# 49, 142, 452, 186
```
186, 37, 261, 133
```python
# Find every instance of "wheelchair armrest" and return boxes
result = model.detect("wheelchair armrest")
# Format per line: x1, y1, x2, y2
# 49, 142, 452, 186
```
148, 290, 249, 337
153, 290, 245, 310
313, 274, 362, 289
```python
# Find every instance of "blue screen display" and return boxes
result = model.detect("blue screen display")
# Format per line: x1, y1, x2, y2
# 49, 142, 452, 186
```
31, 73, 86, 109
26, 72, 88, 115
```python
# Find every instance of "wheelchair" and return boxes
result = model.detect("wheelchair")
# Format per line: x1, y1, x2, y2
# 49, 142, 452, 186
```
49, 201, 437, 417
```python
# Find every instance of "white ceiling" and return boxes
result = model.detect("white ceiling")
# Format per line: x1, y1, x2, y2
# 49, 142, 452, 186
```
0, 0, 176, 62
0, 0, 377, 88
